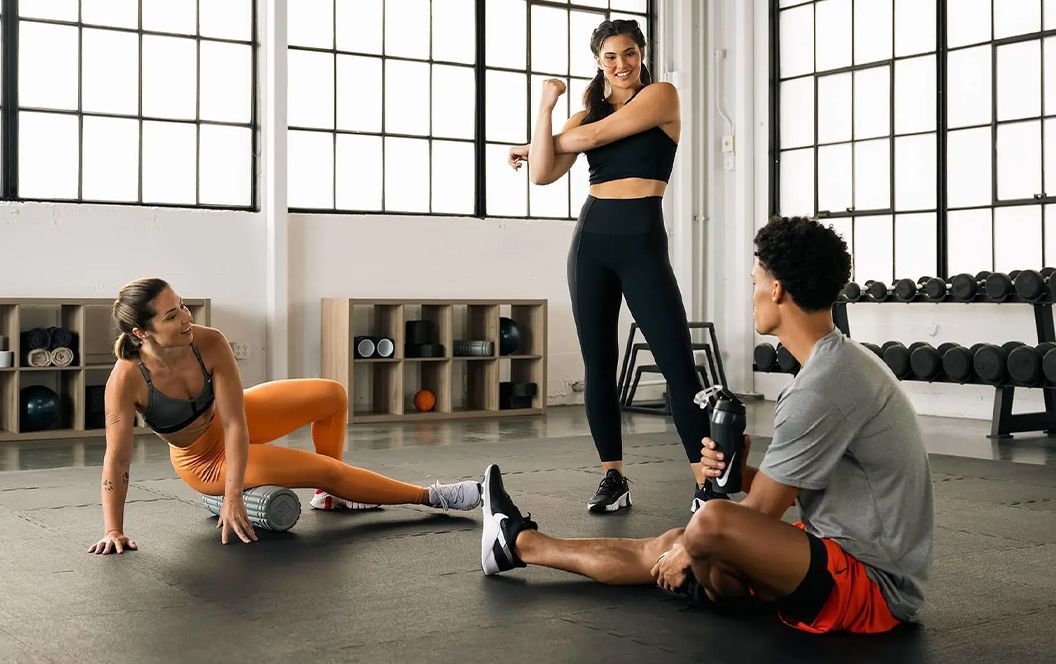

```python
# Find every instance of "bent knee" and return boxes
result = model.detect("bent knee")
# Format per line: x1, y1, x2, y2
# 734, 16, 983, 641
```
683, 499, 736, 558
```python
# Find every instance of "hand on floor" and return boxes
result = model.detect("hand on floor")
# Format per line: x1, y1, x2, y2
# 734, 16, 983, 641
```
218, 493, 258, 545
89, 530, 138, 555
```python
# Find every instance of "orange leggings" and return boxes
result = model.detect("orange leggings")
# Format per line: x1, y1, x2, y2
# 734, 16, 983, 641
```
169, 379, 429, 505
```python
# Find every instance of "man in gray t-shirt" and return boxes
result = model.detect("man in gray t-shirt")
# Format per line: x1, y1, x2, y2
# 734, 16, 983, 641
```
478, 216, 933, 635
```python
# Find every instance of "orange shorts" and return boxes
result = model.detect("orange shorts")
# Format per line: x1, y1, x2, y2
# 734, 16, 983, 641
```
778, 522, 902, 635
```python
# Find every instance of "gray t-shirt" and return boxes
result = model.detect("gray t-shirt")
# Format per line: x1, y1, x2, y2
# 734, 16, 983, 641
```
759, 329, 933, 622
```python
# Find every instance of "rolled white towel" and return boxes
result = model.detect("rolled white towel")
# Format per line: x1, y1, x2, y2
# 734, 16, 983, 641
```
49, 347, 74, 367
27, 348, 50, 367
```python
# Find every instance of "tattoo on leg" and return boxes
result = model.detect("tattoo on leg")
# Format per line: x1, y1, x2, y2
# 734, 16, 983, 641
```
103, 479, 114, 492
122, 471, 129, 485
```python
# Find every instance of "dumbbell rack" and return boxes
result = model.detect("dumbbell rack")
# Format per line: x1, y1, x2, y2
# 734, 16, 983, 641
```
833, 299, 1056, 439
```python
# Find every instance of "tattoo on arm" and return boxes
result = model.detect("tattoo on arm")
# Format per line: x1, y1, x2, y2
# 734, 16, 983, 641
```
105, 409, 122, 427
103, 479, 114, 492
122, 471, 129, 485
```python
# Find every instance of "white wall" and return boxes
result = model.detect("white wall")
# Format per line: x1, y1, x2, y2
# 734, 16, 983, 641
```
0, 202, 269, 386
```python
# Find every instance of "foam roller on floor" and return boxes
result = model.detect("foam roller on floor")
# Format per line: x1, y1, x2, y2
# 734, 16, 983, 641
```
202, 485, 302, 532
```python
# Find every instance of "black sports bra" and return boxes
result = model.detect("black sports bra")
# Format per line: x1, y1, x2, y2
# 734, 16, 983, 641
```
584, 87, 678, 185
138, 344, 215, 434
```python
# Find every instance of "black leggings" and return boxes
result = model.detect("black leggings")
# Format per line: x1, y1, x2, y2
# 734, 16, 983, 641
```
567, 195, 709, 464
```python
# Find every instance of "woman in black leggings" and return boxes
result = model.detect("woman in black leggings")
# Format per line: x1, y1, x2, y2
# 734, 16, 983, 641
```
507, 19, 711, 513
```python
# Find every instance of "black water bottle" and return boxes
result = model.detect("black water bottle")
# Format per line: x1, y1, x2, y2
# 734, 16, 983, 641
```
695, 386, 747, 495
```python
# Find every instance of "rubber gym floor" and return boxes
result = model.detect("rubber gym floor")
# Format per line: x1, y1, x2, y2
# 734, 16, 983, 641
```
1, 403, 1054, 663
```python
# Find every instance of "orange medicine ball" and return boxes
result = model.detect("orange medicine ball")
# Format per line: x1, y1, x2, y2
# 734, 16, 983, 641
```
413, 389, 436, 412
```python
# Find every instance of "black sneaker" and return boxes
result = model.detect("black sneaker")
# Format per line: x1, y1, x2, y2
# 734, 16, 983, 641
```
690, 480, 730, 513
587, 469, 632, 513
480, 464, 538, 576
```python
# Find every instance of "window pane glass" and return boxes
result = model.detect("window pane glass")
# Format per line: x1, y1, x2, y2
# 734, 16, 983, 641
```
142, 35, 197, 120
854, 66, 890, 140
568, 77, 592, 118
433, 0, 475, 64
947, 127, 992, 207
948, 46, 991, 128
894, 213, 937, 278
854, 139, 890, 210
611, 0, 647, 12
828, 219, 854, 254
894, 0, 935, 57
994, 0, 1041, 39
18, 0, 77, 21
386, 0, 430, 59
200, 42, 252, 124
780, 148, 814, 217
19, 22, 78, 111
818, 73, 851, 144
385, 60, 430, 136
142, 0, 196, 35
997, 41, 1041, 122
287, 130, 334, 209
486, 143, 527, 216
894, 55, 935, 135
82, 28, 138, 115
1045, 119, 1056, 196
384, 137, 430, 212
1046, 205, 1056, 266
82, 0, 137, 28
571, 11, 606, 78
997, 121, 1041, 201
780, 77, 814, 149
815, 0, 851, 72
486, 0, 527, 69
199, 0, 252, 41
530, 174, 569, 218
780, 4, 814, 78
995, 206, 1042, 272
1048, 0, 1056, 30
82, 116, 138, 202
432, 140, 475, 214
433, 65, 475, 140
19, 112, 79, 199
853, 215, 894, 283
486, 70, 528, 143
895, 134, 936, 210
288, 0, 333, 49
818, 143, 852, 213
337, 0, 382, 54
532, 5, 569, 75
337, 55, 382, 132
1046, 39, 1056, 114
199, 125, 251, 206
948, 209, 993, 275
288, 50, 335, 129
947, 0, 991, 48
854, 0, 892, 65
336, 134, 383, 210
143, 121, 197, 205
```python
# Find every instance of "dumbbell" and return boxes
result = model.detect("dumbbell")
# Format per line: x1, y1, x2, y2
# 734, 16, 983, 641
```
753, 342, 778, 371
776, 343, 800, 373
920, 276, 949, 301
864, 280, 890, 302
909, 342, 960, 381
1006, 342, 1056, 386
984, 272, 1017, 302
882, 341, 929, 379
950, 271, 991, 302
941, 343, 984, 384
1043, 344, 1056, 384
892, 278, 925, 302
973, 341, 1027, 384
860, 342, 883, 358
1013, 267, 1056, 302
840, 282, 863, 302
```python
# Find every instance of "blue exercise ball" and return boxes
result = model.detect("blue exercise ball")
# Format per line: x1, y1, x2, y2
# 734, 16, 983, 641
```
21, 385, 59, 431
499, 317, 521, 356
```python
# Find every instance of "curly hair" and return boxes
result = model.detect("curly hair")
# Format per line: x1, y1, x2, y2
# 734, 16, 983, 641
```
753, 216, 851, 312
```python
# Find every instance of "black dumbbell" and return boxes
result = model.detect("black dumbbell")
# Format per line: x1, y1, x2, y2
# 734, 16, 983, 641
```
920, 276, 949, 301
973, 341, 1027, 384
941, 344, 979, 383
841, 282, 863, 302
861, 342, 883, 358
984, 272, 1015, 302
910, 342, 959, 381
753, 342, 778, 371
1006, 342, 1056, 386
776, 343, 800, 373
1043, 343, 1056, 384
892, 278, 923, 302
865, 280, 890, 302
1013, 267, 1056, 301
950, 271, 991, 302
882, 342, 928, 379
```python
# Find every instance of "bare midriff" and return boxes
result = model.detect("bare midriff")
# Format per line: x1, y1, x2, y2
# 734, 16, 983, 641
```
589, 177, 667, 199
148, 406, 215, 449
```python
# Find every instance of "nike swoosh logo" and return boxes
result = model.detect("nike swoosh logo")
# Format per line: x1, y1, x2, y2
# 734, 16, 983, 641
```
715, 452, 736, 488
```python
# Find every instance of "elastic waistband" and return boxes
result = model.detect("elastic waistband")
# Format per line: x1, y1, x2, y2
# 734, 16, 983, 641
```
577, 195, 665, 234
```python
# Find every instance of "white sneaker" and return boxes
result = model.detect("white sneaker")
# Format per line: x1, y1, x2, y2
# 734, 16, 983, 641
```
309, 489, 381, 511
428, 479, 483, 511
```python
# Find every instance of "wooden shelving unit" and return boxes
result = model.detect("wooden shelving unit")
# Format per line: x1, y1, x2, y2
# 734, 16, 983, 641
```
0, 297, 210, 442
321, 299, 547, 423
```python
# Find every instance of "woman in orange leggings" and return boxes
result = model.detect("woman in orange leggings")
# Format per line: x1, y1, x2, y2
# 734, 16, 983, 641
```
90, 278, 480, 555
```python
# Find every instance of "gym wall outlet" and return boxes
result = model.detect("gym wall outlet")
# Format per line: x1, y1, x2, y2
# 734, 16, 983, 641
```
229, 341, 250, 360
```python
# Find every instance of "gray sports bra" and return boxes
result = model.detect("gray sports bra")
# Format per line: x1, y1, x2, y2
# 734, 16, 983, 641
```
137, 344, 215, 434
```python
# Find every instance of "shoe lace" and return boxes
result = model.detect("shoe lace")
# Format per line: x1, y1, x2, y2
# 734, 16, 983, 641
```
596, 473, 628, 496
426, 475, 463, 512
